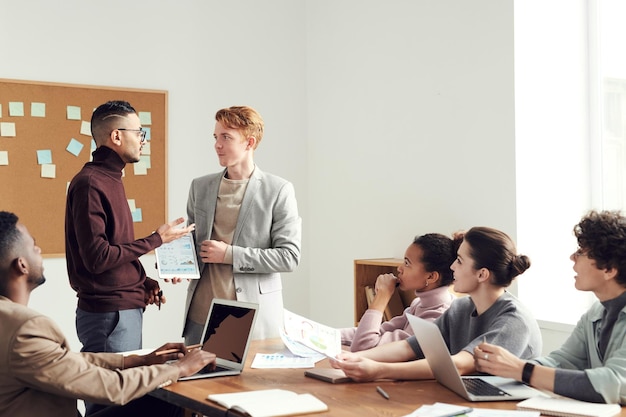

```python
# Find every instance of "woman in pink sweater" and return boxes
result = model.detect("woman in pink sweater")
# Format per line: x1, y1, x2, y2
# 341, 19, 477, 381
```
341, 233, 462, 352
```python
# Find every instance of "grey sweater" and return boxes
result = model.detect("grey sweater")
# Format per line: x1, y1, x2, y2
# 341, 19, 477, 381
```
407, 291, 542, 360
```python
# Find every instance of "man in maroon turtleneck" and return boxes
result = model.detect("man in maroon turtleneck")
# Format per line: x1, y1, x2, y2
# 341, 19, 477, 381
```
64, 101, 193, 414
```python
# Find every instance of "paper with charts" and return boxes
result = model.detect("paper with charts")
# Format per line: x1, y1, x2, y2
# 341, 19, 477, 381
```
283, 309, 342, 358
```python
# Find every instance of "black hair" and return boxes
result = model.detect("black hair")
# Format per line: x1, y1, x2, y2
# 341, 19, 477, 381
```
413, 233, 463, 286
90, 100, 137, 141
0, 211, 20, 295
574, 210, 626, 286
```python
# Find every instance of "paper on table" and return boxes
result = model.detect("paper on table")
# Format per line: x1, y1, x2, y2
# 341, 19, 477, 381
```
282, 309, 342, 358
404, 402, 472, 417
404, 403, 540, 417
251, 351, 318, 369
280, 329, 326, 360
517, 396, 621, 417
468, 409, 540, 417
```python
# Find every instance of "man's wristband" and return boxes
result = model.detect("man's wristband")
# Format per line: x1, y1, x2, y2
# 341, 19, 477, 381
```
522, 362, 535, 385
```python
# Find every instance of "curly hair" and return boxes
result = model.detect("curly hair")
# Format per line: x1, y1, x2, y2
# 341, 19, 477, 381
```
574, 210, 626, 286
463, 226, 531, 287
414, 233, 463, 286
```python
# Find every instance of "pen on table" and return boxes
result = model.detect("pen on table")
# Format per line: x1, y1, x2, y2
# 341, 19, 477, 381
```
434, 407, 473, 417
156, 290, 163, 310
155, 343, 203, 356
376, 386, 390, 400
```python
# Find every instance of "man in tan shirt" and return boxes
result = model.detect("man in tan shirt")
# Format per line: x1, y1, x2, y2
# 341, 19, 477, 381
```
0, 211, 216, 417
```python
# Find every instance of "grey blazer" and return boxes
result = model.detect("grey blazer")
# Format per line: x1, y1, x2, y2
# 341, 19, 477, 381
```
184, 166, 302, 339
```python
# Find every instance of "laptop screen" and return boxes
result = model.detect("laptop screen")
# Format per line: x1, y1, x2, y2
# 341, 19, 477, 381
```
201, 300, 257, 364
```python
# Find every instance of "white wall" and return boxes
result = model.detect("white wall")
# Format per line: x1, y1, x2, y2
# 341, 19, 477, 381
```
1, 0, 309, 349
305, 0, 516, 325
2, 0, 520, 350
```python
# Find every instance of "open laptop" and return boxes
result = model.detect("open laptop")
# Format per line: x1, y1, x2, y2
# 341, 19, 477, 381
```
179, 298, 258, 381
407, 314, 545, 401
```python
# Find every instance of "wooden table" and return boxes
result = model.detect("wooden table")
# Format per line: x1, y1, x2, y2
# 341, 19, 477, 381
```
151, 339, 626, 416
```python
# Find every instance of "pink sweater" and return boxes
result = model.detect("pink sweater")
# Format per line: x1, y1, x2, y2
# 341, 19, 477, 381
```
340, 285, 454, 352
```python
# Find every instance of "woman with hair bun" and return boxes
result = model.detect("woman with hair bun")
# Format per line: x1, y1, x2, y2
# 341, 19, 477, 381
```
331, 227, 542, 382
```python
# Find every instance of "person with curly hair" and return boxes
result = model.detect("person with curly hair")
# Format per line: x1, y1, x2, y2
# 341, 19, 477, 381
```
340, 233, 462, 352
475, 210, 626, 404
331, 227, 542, 381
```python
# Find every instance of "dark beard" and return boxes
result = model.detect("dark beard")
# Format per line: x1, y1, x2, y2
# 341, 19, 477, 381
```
29, 274, 46, 288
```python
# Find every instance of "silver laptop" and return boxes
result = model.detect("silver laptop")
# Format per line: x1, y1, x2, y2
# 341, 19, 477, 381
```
407, 314, 545, 401
179, 299, 258, 381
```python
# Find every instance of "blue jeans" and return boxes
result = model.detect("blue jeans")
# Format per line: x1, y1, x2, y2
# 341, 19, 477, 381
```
76, 308, 143, 416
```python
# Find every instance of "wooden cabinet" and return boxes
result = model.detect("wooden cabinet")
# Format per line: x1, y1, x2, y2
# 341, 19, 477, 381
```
353, 258, 416, 325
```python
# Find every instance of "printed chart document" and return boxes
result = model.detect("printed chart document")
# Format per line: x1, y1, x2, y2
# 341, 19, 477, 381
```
250, 350, 317, 369
517, 396, 621, 417
207, 389, 328, 417
154, 233, 200, 279
282, 309, 342, 358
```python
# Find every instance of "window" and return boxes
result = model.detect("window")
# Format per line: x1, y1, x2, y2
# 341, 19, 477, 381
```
514, 0, 625, 325
591, 0, 626, 210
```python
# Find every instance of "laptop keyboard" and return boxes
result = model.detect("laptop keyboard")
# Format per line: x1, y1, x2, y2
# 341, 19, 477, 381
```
199, 364, 232, 374
463, 378, 511, 397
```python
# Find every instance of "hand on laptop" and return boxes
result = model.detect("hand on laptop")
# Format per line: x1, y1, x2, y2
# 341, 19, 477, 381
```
173, 349, 217, 378
123, 342, 201, 367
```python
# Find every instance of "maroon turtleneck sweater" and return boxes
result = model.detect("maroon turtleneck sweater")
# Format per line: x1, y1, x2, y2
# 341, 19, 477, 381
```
65, 146, 162, 312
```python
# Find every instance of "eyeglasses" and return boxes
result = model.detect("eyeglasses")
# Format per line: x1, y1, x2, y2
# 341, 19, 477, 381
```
117, 128, 147, 143
573, 248, 589, 259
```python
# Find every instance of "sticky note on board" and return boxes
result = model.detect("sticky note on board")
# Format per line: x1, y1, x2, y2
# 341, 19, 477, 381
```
133, 160, 148, 175
31, 102, 46, 117
132, 208, 143, 222
139, 155, 151, 169
67, 106, 81, 120
80, 121, 91, 136
36, 149, 52, 165
41, 164, 56, 178
144, 127, 151, 141
9, 102, 24, 116
0, 122, 16, 137
127, 199, 137, 211
138, 111, 152, 125
0, 151, 8, 165
141, 142, 151, 155
66, 138, 84, 156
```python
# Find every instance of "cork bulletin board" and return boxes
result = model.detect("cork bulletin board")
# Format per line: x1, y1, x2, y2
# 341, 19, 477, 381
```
0, 79, 167, 256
